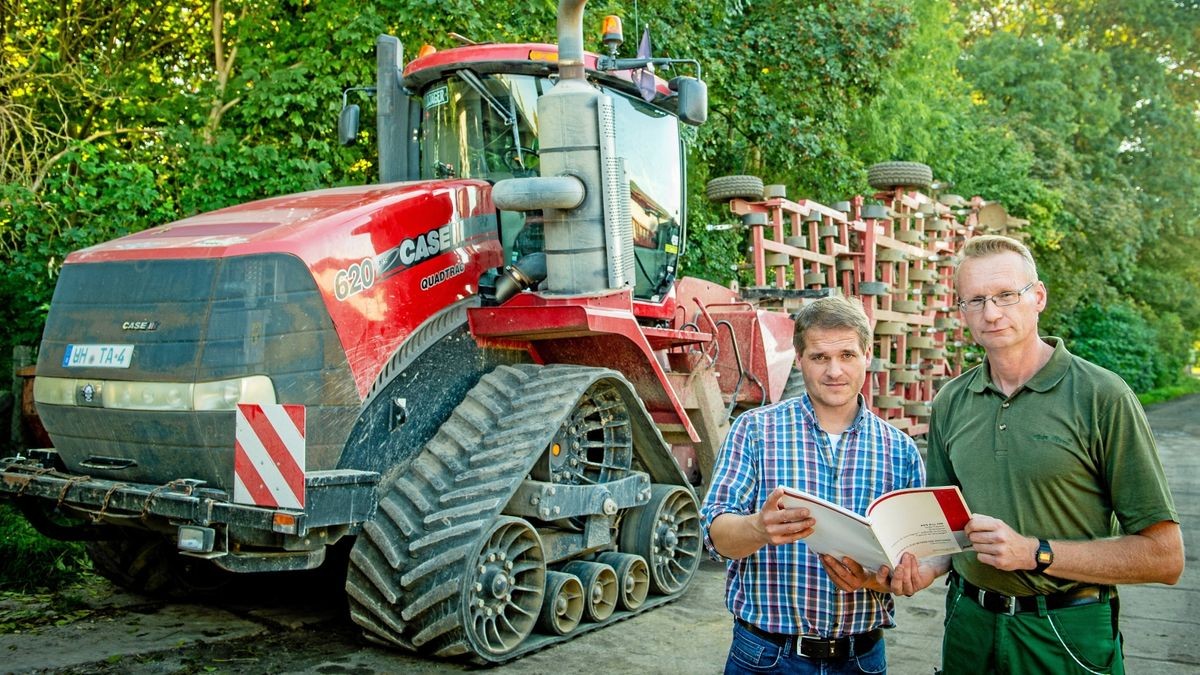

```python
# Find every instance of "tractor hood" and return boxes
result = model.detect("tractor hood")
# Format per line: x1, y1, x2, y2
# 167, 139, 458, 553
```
68, 180, 494, 265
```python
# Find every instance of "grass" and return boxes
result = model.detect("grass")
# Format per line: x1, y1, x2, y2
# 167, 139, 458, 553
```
0, 502, 90, 592
1137, 375, 1200, 407
0, 503, 102, 634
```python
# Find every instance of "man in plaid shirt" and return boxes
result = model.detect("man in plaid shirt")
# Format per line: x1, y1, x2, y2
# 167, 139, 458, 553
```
702, 296, 928, 674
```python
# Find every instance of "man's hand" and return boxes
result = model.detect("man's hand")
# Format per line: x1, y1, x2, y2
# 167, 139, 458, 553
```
965, 514, 1037, 571
820, 554, 888, 593
887, 553, 948, 596
756, 487, 816, 546
709, 487, 815, 559
820, 552, 947, 596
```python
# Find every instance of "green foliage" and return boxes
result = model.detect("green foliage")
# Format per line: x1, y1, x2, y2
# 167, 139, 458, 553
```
1064, 302, 1191, 392
0, 504, 88, 591
0, 0, 1197, 369
952, 0, 1200, 379
1137, 376, 1200, 408
676, 0, 919, 282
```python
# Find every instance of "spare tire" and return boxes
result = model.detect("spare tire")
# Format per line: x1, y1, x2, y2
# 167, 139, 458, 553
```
706, 175, 764, 203
868, 161, 933, 191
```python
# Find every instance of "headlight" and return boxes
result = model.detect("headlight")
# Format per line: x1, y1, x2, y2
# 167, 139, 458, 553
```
33, 377, 76, 405
193, 375, 276, 411
104, 380, 191, 411
33, 375, 275, 411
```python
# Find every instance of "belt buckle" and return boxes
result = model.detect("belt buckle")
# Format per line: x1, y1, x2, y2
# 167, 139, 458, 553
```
979, 586, 1017, 612
977, 588, 1018, 615
797, 638, 838, 659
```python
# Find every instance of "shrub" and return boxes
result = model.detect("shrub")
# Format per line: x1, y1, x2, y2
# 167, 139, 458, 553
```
0, 503, 88, 591
1063, 301, 1193, 393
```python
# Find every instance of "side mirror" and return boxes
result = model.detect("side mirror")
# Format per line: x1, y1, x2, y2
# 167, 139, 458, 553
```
338, 104, 361, 146
670, 77, 707, 126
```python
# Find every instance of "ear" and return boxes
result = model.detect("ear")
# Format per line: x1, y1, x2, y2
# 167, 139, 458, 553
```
1033, 280, 1048, 312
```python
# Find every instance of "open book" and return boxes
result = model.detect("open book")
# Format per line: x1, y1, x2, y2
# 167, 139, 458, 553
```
778, 485, 972, 570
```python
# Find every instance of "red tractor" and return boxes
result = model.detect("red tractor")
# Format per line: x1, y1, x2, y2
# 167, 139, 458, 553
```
0, 0, 800, 663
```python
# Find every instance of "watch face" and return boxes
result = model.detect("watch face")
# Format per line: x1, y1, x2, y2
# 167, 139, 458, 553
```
1037, 551, 1053, 564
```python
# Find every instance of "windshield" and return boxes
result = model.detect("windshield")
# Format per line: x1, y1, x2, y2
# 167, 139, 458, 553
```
419, 73, 543, 181
417, 72, 684, 300
610, 92, 683, 300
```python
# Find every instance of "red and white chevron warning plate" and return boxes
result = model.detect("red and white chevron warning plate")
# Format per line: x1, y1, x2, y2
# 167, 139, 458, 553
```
233, 403, 306, 509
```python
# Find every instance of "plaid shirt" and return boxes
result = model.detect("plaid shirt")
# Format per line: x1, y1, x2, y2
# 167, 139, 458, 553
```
701, 394, 924, 637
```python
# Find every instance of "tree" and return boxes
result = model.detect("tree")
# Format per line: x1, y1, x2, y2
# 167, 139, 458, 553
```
954, 0, 1200, 368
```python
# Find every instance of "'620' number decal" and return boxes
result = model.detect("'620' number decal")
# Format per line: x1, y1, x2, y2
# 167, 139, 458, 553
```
334, 258, 376, 300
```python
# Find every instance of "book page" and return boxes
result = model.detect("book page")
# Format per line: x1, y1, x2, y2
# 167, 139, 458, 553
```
866, 486, 972, 565
778, 488, 892, 571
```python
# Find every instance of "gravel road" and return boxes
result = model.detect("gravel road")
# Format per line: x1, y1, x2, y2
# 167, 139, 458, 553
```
2, 393, 1197, 674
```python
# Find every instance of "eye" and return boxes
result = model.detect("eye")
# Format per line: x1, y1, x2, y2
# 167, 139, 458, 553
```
996, 291, 1018, 302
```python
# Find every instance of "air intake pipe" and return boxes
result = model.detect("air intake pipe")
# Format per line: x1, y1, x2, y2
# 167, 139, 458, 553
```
494, 253, 548, 304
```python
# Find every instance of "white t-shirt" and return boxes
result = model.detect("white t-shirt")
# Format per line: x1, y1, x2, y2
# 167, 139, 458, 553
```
825, 431, 842, 454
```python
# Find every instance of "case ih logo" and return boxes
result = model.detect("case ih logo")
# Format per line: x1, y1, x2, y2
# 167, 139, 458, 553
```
121, 321, 159, 331
375, 223, 458, 279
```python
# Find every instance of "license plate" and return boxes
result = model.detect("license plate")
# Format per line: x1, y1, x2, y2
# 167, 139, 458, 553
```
63, 344, 134, 368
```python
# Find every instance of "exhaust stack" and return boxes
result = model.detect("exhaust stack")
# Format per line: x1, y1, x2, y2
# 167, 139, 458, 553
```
492, 0, 634, 296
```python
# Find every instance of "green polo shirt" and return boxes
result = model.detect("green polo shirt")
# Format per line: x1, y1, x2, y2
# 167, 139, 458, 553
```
926, 337, 1178, 596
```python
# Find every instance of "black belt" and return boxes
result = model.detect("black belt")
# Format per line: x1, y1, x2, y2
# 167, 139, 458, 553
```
736, 619, 882, 660
955, 573, 1109, 615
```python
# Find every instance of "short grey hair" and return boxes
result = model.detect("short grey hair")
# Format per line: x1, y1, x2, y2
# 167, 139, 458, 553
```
793, 295, 872, 355
953, 234, 1039, 288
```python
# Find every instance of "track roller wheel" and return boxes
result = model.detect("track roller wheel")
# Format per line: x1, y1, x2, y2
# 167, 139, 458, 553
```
85, 535, 232, 598
595, 552, 650, 610
561, 560, 617, 622
464, 517, 546, 658
537, 571, 584, 636
619, 484, 702, 594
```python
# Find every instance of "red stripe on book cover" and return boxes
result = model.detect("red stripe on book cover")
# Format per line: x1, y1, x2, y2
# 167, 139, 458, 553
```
935, 489, 971, 530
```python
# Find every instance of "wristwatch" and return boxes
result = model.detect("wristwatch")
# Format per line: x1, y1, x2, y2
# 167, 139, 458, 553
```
1033, 538, 1054, 573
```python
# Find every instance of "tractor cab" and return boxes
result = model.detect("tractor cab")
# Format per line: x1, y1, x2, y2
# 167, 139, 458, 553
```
345, 39, 694, 304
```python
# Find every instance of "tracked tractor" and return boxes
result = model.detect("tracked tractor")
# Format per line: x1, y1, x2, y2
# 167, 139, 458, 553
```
0, 0, 799, 663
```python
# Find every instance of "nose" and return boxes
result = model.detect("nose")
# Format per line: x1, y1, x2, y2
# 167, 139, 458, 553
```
980, 297, 1005, 320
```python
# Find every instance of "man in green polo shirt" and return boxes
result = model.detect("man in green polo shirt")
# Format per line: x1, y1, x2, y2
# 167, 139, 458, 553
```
919, 235, 1183, 674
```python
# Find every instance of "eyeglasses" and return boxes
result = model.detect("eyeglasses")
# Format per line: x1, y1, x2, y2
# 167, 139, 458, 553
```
957, 281, 1037, 312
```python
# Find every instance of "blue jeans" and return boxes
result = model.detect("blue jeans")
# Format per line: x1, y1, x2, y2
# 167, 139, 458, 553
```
724, 621, 887, 674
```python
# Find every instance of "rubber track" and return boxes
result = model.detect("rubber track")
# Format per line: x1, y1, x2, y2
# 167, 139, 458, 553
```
345, 364, 696, 664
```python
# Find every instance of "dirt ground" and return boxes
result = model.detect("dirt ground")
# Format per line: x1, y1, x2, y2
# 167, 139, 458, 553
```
2, 393, 1197, 674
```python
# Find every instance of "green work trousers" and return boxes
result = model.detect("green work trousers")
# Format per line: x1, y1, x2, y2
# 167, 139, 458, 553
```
939, 580, 1123, 674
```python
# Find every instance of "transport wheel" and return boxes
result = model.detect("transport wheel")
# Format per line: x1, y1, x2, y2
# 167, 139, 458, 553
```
705, 175, 765, 203
867, 161, 933, 191
596, 551, 650, 610
463, 517, 546, 657
619, 484, 702, 594
537, 571, 584, 635
561, 560, 618, 622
